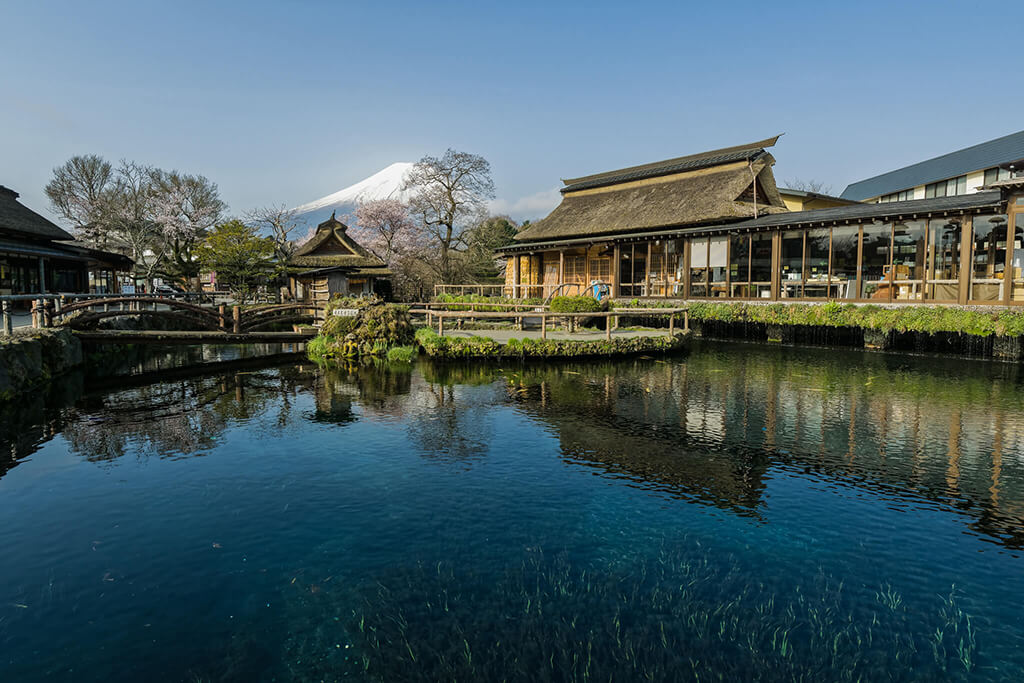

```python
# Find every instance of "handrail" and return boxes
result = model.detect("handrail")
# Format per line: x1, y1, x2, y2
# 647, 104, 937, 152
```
419, 307, 689, 341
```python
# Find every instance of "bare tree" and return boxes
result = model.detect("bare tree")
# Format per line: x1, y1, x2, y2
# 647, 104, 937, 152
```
245, 204, 302, 299
246, 204, 301, 263
44, 154, 114, 241
785, 178, 834, 196
104, 161, 167, 290
403, 149, 495, 283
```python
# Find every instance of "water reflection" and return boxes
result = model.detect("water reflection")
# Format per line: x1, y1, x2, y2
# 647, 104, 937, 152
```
4, 342, 1024, 551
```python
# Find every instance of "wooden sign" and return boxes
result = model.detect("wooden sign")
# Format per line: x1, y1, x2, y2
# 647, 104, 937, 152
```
332, 308, 359, 317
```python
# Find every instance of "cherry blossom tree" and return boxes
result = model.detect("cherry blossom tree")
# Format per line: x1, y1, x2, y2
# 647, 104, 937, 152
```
151, 171, 226, 290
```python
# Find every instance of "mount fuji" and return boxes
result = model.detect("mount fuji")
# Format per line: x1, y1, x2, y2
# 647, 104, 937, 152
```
292, 162, 416, 229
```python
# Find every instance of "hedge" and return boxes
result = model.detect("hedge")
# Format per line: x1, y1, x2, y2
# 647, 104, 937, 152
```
549, 295, 604, 313
415, 327, 685, 359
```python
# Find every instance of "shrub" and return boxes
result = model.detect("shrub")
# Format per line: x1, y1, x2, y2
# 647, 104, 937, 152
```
549, 295, 604, 313
386, 345, 418, 363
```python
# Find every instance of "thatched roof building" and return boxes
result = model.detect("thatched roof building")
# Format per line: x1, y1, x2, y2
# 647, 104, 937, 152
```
287, 212, 391, 302
1, 185, 132, 295
513, 136, 789, 246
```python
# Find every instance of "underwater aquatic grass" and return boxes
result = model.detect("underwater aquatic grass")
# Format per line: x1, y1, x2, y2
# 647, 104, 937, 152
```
280, 541, 983, 682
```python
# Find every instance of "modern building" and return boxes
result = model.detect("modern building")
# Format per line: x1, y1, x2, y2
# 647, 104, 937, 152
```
778, 188, 858, 212
0, 185, 132, 298
501, 138, 1024, 306
841, 129, 1024, 203
287, 212, 391, 303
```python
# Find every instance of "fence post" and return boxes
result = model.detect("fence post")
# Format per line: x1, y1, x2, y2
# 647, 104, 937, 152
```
43, 300, 54, 328
541, 314, 547, 340
32, 299, 41, 328
438, 314, 444, 337
219, 305, 226, 331
233, 306, 241, 334
606, 314, 611, 341
2, 301, 11, 335
684, 310, 689, 332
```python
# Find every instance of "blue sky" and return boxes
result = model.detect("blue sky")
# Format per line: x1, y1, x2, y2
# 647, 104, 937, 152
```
3, 0, 1023, 223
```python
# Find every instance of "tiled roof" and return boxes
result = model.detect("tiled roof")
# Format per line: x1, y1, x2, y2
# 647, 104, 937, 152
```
841, 130, 1024, 201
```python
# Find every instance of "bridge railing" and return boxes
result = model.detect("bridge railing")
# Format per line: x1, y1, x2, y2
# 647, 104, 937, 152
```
1, 294, 323, 336
408, 306, 689, 340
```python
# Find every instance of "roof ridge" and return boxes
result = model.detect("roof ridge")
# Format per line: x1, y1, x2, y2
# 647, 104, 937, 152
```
561, 135, 781, 188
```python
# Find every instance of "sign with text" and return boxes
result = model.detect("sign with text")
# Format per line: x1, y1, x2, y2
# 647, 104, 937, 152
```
332, 308, 359, 317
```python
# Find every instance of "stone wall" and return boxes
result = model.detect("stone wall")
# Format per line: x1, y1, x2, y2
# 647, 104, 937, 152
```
0, 328, 83, 401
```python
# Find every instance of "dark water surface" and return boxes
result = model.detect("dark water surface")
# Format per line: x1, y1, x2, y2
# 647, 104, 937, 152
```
3, 342, 1024, 681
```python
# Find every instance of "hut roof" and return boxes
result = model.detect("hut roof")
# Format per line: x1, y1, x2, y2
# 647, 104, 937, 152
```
515, 146, 788, 243
288, 212, 387, 270
560, 135, 782, 193
0, 185, 76, 241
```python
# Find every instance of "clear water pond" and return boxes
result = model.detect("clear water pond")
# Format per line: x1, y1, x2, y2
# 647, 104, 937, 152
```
2, 341, 1024, 681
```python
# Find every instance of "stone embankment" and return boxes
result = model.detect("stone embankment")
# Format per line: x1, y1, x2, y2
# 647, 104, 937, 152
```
0, 328, 82, 400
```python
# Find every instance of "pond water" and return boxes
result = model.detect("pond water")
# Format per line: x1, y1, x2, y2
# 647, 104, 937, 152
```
3, 342, 1024, 681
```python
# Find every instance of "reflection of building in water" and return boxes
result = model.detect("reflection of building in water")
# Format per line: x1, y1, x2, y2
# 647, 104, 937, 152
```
508, 350, 1024, 549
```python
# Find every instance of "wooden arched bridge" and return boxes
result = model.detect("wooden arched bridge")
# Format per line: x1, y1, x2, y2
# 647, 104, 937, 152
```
3, 294, 319, 344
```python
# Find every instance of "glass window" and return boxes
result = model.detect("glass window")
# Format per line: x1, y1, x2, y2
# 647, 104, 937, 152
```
709, 237, 728, 297
891, 220, 927, 301
750, 233, 774, 298
831, 226, 859, 299
1011, 214, 1024, 304
970, 214, 1008, 302
927, 219, 962, 301
860, 223, 892, 300
619, 245, 642, 298
648, 242, 666, 297
780, 230, 803, 298
689, 238, 709, 297
804, 228, 831, 298
925, 175, 968, 199
984, 168, 1011, 185
665, 240, 685, 296
729, 234, 750, 297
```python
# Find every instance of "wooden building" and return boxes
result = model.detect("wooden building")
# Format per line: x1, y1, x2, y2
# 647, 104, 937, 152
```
501, 138, 1024, 306
287, 212, 391, 304
0, 185, 132, 297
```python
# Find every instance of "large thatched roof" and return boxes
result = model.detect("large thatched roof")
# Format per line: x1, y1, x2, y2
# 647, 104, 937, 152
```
515, 137, 789, 244
288, 212, 387, 270
0, 185, 75, 241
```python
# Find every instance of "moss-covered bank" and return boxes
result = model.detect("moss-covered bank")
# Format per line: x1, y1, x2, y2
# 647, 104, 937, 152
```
0, 328, 83, 401
613, 300, 1024, 338
415, 327, 687, 360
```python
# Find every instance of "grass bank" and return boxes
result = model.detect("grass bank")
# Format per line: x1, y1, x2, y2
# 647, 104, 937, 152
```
415, 327, 686, 360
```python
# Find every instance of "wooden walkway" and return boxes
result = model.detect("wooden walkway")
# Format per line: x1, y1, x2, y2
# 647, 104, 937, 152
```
72, 330, 316, 344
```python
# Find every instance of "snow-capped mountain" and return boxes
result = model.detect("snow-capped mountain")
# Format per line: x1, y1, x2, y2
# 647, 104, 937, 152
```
292, 162, 415, 229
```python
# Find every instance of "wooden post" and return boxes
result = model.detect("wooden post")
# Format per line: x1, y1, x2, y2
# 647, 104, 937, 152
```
233, 305, 241, 334
684, 310, 689, 331
219, 304, 226, 331
606, 314, 611, 341
32, 299, 41, 328
541, 313, 547, 340
1, 301, 11, 335
438, 314, 444, 337
43, 300, 54, 327
669, 313, 675, 336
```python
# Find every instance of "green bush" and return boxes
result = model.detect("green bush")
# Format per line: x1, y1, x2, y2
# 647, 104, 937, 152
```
680, 301, 1024, 337
415, 326, 685, 359
386, 345, 418, 363
549, 295, 604, 313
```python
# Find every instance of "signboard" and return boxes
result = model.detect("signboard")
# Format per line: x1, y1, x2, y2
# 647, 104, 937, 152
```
122, 285, 136, 295
332, 308, 359, 317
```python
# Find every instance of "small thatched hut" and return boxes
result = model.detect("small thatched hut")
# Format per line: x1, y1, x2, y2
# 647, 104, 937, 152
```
287, 212, 391, 304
